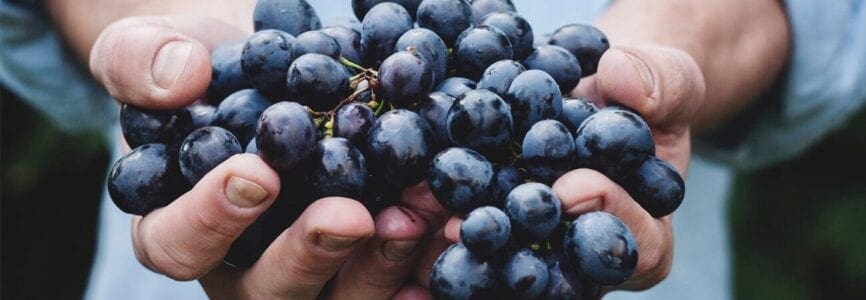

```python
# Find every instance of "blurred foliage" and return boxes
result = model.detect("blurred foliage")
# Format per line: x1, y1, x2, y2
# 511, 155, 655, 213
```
1, 88, 109, 299
730, 110, 866, 299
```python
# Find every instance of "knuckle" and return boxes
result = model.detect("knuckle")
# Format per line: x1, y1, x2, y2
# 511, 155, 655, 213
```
148, 237, 205, 281
189, 206, 243, 247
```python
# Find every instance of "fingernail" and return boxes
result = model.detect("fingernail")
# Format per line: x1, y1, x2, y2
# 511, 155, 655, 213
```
382, 240, 420, 261
225, 176, 268, 208
152, 41, 192, 89
318, 235, 360, 251
609, 49, 654, 95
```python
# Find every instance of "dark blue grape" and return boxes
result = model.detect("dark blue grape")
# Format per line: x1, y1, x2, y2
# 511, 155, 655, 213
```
573, 108, 654, 180
430, 243, 498, 299
366, 109, 436, 187
428, 147, 494, 213
309, 137, 367, 199
505, 70, 563, 136
477, 59, 525, 97
479, 12, 533, 60
329, 18, 362, 32
360, 2, 414, 67
523, 45, 582, 94
212, 89, 272, 145
245, 138, 257, 154
460, 206, 510, 256
107, 144, 187, 215
240, 30, 295, 99
435, 77, 477, 98
187, 102, 216, 129
290, 30, 342, 59
206, 41, 252, 104
563, 211, 638, 286
286, 53, 351, 111
178, 126, 242, 185
621, 156, 685, 218
544, 253, 602, 300
378, 51, 435, 107
505, 182, 561, 241
320, 26, 365, 64
253, 0, 321, 36
470, 0, 515, 24
333, 102, 376, 147
417, 0, 473, 46
503, 248, 549, 299
453, 25, 514, 80
395, 28, 449, 84
445, 89, 513, 158
120, 104, 194, 149
492, 164, 523, 207
548, 23, 609, 76
352, 0, 422, 21
255, 101, 317, 172
417, 91, 456, 145
521, 120, 575, 184
560, 97, 598, 133
362, 175, 402, 214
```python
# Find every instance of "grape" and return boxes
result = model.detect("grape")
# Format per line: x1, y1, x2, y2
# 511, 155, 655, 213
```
560, 97, 598, 133
503, 248, 549, 299
417, 0, 473, 46
505, 182, 561, 241
286, 53, 351, 111
291, 30, 342, 59
187, 102, 216, 129
333, 102, 376, 147
544, 253, 602, 300
366, 109, 436, 187
253, 0, 321, 36
320, 26, 365, 64
430, 243, 498, 299
453, 25, 514, 80
120, 104, 194, 149
621, 156, 685, 217
477, 59, 525, 97
360, 2, 414, 67
428, 147, 494, 213
255, 101, 317, 172
470, 0, 515, 24
107, 144, 186, 215
435, 77, 477, 98
492, 164, 523, 207
549, 23, 609, 76
521, 120, 576, 184
417, 91, 456, 146
178, 126, 243, 185
352, 0, 422, 21
240, 29, 296, 99
563, 211, 638, 286
395, 28, 449, 84
245, 138, 257, 154
505, 69, 563, 137
479, 12, 534, 60
573, 107, 654, 180
309, 137, 367, 199
460, 206, 510, 256
523, 45, 582, 93
446, 89, 513, 158
212, 89, 272, 145
377, 51, 435, 107
206, 41, 252, 104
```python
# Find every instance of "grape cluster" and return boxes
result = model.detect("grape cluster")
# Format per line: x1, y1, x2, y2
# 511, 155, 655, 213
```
106, 0, 687, 296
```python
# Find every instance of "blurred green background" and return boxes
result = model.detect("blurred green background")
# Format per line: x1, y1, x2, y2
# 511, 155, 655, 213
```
1, 87, 865, 299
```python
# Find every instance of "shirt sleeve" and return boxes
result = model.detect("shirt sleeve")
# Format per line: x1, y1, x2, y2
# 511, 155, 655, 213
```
696, 0, 866, 170
0, 2, 117, 133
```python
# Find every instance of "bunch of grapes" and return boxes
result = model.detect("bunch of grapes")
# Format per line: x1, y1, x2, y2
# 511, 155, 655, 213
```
106, 0, 686, 297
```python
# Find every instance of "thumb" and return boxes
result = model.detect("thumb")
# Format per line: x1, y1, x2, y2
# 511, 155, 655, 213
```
594, 46, 706, 128
89, 15, 248, 109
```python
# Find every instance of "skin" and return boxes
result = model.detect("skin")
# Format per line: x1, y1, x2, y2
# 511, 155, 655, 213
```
44, 0, 789, 297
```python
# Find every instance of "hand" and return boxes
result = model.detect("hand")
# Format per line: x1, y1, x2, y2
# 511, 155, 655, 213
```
90, 15, 434, 299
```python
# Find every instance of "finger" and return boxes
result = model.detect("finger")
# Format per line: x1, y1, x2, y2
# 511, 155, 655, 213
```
594, 46, 706, 128
131, 154, 280, 280
239, 197, 375, 299
89, 15, 248, 109
552, 169, 673, 290
401, 181, 449, 228
393, 285, 434, 300
412, 227, 453, 288
328, 207, 428, 299
443, 216, 462, 243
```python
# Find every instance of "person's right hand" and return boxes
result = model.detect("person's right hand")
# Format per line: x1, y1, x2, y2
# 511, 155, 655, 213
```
91, 15, 434, 299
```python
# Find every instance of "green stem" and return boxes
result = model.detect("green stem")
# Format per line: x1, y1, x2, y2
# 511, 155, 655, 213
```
340, 57, 366, 71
